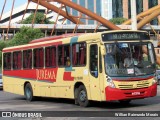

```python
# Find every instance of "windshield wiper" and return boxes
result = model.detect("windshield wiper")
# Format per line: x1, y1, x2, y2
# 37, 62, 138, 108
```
135, 73, 146, 76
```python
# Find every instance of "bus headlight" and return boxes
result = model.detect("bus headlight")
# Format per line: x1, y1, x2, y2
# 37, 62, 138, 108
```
107, 77, 115, 88
152, 74, 158, 84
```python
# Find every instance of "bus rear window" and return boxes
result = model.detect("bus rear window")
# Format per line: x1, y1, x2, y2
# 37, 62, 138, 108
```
13, 51, 22, 70
3, 52, 11, 70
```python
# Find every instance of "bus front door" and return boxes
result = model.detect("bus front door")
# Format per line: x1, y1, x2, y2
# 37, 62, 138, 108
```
89, 44, 102, 101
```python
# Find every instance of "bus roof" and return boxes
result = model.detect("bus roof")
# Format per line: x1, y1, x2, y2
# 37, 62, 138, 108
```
29, 33, 84, 44
2, 30, 148, 52
2, 32, 93, 52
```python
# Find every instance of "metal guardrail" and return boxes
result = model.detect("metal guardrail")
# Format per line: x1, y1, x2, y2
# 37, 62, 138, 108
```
0, 24, 107, 30
0, 24, 160, 31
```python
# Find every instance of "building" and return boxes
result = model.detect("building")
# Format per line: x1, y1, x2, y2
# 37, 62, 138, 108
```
67, 0, 160, 25
124, 0, 160, 25
67, 0, 102, 24
0, 2, 64, 24
0, 0, 160, 25
0, 2, 45, 24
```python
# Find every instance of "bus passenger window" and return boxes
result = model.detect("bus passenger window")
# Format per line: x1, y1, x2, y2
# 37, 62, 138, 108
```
58, 45, 70, 67
23, 49, 32, 69
72, 42, 86, 66
45, 47, 56, 67
90, 44, 98, 77
3, 53, 11, 70
33, 48, 44, 68
66, 57, 71, 66
13, 51, 22, 70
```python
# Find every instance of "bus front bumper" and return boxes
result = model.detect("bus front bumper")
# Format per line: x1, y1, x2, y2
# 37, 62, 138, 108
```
105, 83, 157, 101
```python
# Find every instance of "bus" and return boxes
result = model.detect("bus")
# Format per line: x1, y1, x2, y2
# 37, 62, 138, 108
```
2, 30, 157, 107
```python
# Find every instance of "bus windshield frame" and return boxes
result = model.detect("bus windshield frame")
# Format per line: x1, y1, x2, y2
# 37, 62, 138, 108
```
104, 42, 156, 77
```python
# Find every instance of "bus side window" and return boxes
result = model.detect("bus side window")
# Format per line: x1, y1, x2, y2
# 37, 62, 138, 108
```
45, 47, 50, 67
58, 45, 70, 67
13, 51, 22, 70
33, 48, 44, 68
45, 46, 56, 67
23, 49, 32, 69
51, 47, 56, 67
58, 46, 63, 66
3, 53, 11, 70
90, 44, 98, 77
72, 42, 86, 66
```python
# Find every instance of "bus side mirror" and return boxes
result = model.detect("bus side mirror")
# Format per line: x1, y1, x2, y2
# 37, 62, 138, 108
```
101, 46, 106, 55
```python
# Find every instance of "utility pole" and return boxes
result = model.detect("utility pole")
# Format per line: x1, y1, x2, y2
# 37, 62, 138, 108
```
131, 0, 137, 30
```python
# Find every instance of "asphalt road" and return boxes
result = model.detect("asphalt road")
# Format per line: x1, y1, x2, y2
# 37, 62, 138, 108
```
0, 86, 160, 120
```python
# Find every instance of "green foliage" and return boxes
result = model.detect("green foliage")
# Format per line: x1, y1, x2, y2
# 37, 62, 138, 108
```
0, 41, 6, 68
0, 41, 7, 51
156, 64, 160, 69
21, 12, 51, 24
49, 21, 55, 24
109, 17, 127, 25
0, 51, 2, 67
0, 26, 44, 67
7, 26, 44, 47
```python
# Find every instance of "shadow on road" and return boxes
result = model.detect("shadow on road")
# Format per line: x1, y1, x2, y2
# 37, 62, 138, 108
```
15, 95, 160, 110
1, 85, 159, 110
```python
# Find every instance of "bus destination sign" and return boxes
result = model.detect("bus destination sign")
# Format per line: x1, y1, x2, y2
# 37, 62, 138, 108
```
112, 33, 140, 39
102, 32, 150, 41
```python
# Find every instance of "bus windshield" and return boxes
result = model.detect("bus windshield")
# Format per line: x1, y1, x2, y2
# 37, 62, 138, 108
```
105, 42, 156, 77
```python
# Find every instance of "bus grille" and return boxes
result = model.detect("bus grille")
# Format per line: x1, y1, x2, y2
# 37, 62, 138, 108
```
118, 82, 150, 89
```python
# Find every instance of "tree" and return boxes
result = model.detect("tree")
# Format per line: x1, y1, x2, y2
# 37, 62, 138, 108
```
7, 26, 44, 47
0, 51, 2, 67
0, 26, 44, 67
0, 41, 7, 51
0, 41, 7, 67
109, 17, 127, 25
21, 12, 51, 24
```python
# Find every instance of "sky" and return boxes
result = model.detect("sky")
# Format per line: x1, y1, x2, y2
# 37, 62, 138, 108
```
0, 0, 27, 13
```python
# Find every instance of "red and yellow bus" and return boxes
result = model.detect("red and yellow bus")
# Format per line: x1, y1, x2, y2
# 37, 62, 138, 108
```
2, 30, 157, 107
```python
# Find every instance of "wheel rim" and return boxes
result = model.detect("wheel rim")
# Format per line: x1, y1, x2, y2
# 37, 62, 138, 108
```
79, 90, 87, 102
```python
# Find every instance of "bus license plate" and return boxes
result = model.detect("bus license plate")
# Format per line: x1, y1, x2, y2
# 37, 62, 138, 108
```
132, 92, 140, 95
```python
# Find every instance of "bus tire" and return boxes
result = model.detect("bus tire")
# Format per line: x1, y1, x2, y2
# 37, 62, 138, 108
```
74, 88, 79, 105
24, 83, 34, 101
119, 100, 131, 104
77, 85, 89, 107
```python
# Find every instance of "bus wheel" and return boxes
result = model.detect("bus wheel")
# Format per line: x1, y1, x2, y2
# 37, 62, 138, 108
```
77, 85, 89, 107
74, 88, 79, 105
24, 83, 34, 101
119, 100, 131, 104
